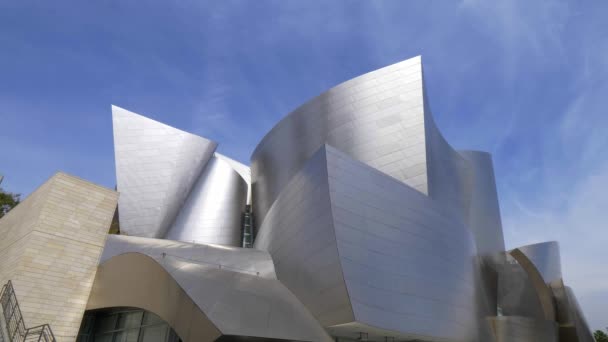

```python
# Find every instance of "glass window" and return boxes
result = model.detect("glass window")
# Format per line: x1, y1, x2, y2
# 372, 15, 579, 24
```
142, 312, 163, 326
78, 308, 180, 342
140, 325, 167, 342
117, 311, 144, 329
94, 315, 117, 334
94, 333, 114, 342
114, 328, 140, 342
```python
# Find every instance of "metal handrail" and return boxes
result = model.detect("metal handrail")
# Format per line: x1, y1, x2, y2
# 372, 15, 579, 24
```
0, 281, 56, 342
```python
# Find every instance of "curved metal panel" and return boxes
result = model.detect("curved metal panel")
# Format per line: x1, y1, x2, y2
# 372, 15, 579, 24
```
253, 146, 352, 327
488, 316, 558, 342
497, 257, 547, 319
423, 95, 472, 222
97, 236, 332, 342
515, 241, 562, 285
101, 235, 276, 278
165, 156, 248, 247
87, 252, 223, 342
112, 105, 217, 238
564, 287, 595, 342
215, 152, 252, 204
423, 88, 506, 325
422, 82, 506, 266
552, 281, 574, 326
509, 249, 556, 320
255, 145, 482, 341
251, 56, 427, 225
458, 151, 506, 263
327, 146, 481, 341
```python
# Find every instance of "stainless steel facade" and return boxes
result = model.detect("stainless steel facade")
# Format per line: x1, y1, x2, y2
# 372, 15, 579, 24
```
254, 145, 482, 341
90, 235, 332, 342
489, 316, 559, 342
165, 155, 248, 246
251, 56, 428, 226
515, 241, 563, 286
53, 55, 594, 341
112, 105, 217, 238
112, 106, 248, 247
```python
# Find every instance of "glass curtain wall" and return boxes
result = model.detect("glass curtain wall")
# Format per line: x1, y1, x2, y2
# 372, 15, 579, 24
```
77, 308, 180, 342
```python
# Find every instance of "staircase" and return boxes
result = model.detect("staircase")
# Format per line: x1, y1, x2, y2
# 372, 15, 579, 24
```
242, 205, 255, 248
0, 281, 55, 342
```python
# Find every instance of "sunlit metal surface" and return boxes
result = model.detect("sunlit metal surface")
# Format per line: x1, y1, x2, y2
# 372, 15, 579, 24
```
113, 106, 250, 246
101, 235, 276, 278
215, 152, 252, 205
96, 235, 332, 342
255, 145, 481, 342
514, 241, 562, 285
424, 102, 505, 261
165, 156, 247, 246
457, 151, 506, 264
102, 56, 596, 342
251, 56, 427, 226
422, 96, 471, 222
112, 105, 217, 238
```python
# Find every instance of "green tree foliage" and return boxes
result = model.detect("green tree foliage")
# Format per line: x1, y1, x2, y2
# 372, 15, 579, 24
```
595, 330, 608, 342
0, 187, 20, 218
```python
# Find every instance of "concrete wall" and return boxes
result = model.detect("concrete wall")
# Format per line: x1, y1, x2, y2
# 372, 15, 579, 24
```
0, 172, 118, 341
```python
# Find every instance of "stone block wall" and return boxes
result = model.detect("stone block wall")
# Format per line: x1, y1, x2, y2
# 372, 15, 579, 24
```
0, 172, 118, 341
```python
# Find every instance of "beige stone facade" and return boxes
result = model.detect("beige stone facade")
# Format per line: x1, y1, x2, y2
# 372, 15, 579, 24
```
0, 172, 118, 342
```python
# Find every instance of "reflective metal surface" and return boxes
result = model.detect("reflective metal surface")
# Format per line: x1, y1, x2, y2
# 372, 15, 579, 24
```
215, 153, 252, 205
488, 316, 558, 342
422, 94, 472, 221
101, 235, 276, 278
497, 256, 547, 319
95, 235, 332, 342
255, 145, 481, 341
514, 241, 562, 285
423, 96, 506, 263
100, 57, 596, 342
253, 146, 352, 328
88, 252, 224, 342
165, 155, 247, 246
251, 56, 427, 226
112, 106, 217, 238
564, 287, 595, 342
509, 248, 556, 320
457, 151, 506, 264
113, 106, 250, 246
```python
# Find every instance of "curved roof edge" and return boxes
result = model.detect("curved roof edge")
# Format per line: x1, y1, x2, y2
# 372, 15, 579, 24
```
96, 236, 332, 342
87, 252, 223, 342
250, 56, 422, 158
510, 241, 562, 285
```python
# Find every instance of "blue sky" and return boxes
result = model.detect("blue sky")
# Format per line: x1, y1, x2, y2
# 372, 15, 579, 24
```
1, 0, 606, 330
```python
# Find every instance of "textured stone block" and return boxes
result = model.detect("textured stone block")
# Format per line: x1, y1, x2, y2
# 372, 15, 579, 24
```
0, 172, 118, 342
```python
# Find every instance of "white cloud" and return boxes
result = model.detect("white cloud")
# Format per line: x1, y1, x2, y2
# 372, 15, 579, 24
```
456, 0, 608, 331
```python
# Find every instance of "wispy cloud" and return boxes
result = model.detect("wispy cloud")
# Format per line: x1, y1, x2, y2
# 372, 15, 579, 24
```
1, 0, 606, 330
461, 0, 608, 330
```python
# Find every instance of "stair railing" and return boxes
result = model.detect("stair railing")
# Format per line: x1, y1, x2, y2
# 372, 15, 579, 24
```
0, 281, 55, 342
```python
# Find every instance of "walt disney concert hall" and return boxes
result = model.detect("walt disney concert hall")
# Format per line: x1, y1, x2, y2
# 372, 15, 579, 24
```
0, 56, 595, 342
